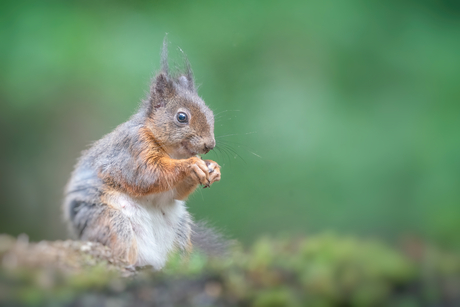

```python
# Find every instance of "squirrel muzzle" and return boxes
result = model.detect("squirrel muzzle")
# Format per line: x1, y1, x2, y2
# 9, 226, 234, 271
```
203, 139, 216, 154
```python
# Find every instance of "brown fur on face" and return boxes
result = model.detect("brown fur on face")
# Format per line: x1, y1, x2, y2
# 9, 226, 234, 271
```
146, 72, 215, 159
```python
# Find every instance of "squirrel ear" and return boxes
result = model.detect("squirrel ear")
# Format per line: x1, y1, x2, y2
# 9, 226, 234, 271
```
178, 75, 191, 89
150, 72, 174, 108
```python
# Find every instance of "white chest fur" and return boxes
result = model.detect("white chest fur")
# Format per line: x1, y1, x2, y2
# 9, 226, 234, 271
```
105, 191, 188, 270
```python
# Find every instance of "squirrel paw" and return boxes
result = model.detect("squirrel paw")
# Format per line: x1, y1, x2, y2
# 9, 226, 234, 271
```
203, 160, 221, 188
189, 157, 210, 186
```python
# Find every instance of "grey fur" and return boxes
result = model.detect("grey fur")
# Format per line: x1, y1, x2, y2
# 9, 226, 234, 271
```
191, 221, 232, 256
63, 42, 225, 265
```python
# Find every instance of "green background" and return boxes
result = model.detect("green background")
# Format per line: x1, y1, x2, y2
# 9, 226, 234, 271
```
1, 0, 459, 248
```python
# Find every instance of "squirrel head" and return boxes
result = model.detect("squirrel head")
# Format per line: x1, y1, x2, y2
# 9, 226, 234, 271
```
142, 40, 215, 159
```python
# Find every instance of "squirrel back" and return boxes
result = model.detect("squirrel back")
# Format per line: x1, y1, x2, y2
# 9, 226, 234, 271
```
63, 40, 225, 269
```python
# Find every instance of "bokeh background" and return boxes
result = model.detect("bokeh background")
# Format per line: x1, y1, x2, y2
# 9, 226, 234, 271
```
1, 0, 459, 249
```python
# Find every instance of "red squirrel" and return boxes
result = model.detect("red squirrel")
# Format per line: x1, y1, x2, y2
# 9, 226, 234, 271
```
63, 40, 221, 270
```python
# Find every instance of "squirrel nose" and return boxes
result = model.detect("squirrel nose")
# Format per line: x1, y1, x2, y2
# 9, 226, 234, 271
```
203, 140, 215, 154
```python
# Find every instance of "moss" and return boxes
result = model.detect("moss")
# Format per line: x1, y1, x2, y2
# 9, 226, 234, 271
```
252, 288, 299, 307
1, 234, 460, 306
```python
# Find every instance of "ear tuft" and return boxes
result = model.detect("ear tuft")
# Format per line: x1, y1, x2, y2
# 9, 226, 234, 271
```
161, 35, 169, 75
145, 37, 197, 114
179, 47, 195, 92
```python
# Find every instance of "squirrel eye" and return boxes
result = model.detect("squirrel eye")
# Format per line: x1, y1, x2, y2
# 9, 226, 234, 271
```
176, 112, 188, 123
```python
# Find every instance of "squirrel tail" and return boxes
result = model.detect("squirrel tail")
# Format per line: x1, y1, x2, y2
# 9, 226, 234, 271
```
191, 221, 233, 257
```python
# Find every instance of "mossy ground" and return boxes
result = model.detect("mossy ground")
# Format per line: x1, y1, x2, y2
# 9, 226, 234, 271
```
1, 234, 459, 306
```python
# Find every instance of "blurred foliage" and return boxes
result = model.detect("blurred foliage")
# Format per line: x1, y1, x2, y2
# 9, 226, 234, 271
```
2, 234, 460, 306
0, 0, 460, 248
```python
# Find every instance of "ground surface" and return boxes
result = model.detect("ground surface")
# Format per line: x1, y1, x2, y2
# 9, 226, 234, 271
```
1, 234, 460, 307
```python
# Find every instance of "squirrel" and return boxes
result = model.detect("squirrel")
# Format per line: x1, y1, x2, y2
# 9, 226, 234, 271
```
63, 40, 222, 270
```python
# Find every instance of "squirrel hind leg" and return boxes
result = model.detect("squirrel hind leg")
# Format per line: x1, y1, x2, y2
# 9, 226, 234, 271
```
71, 201, 138, 265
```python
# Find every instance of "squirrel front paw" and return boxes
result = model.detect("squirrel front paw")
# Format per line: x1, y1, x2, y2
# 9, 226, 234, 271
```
188, 157, 210, 187
204, 160, 221, 188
